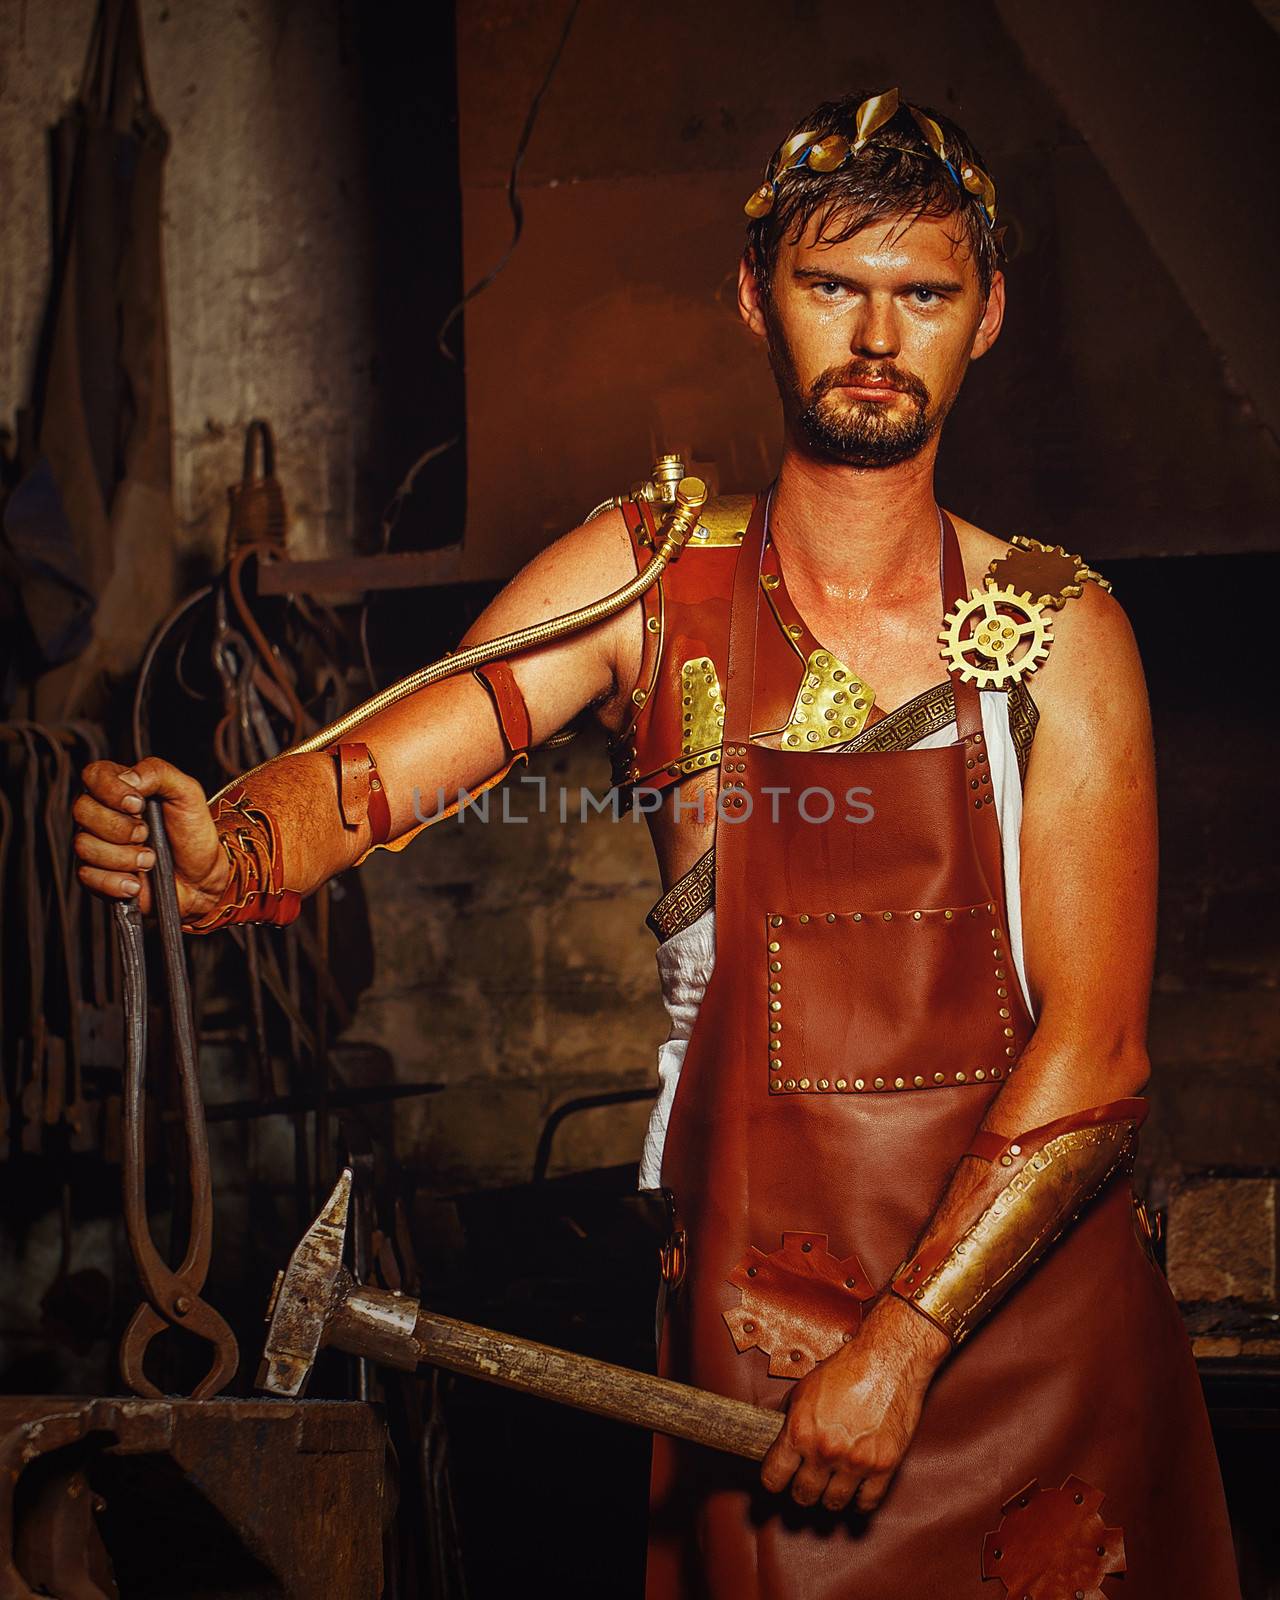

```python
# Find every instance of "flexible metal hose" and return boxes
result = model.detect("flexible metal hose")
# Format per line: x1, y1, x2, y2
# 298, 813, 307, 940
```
211, 476, 707, 799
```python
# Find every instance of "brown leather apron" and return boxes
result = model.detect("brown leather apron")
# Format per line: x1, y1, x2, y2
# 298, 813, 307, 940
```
647, 504, 1239, 1599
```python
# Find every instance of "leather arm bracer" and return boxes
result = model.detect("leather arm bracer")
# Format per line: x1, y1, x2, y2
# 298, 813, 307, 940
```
891, 1097, 1148, 1346
182, 784, 302, 934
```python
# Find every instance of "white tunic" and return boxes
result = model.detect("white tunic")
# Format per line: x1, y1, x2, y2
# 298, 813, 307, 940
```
638, 689, 1036, 1190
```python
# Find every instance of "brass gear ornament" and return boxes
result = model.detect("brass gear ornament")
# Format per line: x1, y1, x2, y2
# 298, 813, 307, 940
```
938, 582, 1053, 690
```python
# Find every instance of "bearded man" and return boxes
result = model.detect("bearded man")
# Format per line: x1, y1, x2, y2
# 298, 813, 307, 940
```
73, 89, 1240, 1599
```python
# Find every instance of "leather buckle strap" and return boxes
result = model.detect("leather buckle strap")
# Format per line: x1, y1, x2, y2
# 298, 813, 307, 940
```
330, 742, 391, 847
474, 660, 532, 756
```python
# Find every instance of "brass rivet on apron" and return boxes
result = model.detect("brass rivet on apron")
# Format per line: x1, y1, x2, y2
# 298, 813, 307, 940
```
1006, 1046, 1016, 1057
913, 911, 922, 920
801, 1240, 813, 1251
986, 903, 994, 913
799, 914, 810, 923
747, 1266, 758, 1276
819, 1078, 830, 1090
874, 1077, 885, 1089
995, 967, 1007, 978
769, 981, 781, 993
826, 913, 836, 923
647, 616, 660, 632
763, 574, 779, 589
788, 624, 802, 638
785, 1079, 796, 1090
992, 1066, 1002, 1077
769, 1039, 780, 1050
974, 799, 982, 810
770, 1000, 782, 1011
771, 916, 783, 927
836, 1078, 848, 1090
997, 985, 1008, 997
743, 1320, 756, 1333
790, 1350, 803, 1362
854, 1078, 865, 1090
974, 733, 984, 744
770, 960, 781, 972
1010, 1144, 1021, 1154
914, 1075, 925, 1087
770, 1021, 782, 1033
1001, 1155, 1013, 1166
768, 941, 780, 952
934, 1072, 945, 1083
990, 927, 1001, 939
771, 1078, 783, 1091
799, 1078, 810, 1089
894, 1077, 905, 1089
853, 913, 863, 922
845, 1276, 857, 1288
633, 688, 647, 705
944, 910, 953, 920
1003, 1027, 1015, 1038
993, 948, 1004, 959
970, 779, 979, 790
999, 1007, 1011, 1019
882, 911, 893, 921
975, 1069, 986, 1081
956, 1072, 968, 1083
966, 758, 975, 769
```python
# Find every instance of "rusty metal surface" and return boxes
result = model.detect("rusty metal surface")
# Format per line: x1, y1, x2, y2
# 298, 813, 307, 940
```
0, 1396, 385, 1599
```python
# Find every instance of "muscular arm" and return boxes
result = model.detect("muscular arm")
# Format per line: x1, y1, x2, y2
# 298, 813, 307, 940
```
73, 509, 641, 918
762, 583, 1158, 1511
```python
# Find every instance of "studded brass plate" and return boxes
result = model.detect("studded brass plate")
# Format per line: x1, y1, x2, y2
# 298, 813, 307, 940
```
780, 649, 875, 747
679, 657, 725, 758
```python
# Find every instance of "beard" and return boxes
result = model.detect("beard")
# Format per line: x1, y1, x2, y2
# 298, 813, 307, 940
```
767, 321, 944, 469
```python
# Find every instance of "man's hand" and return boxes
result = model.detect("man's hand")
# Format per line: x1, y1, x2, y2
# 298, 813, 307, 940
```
73, 757, 229, 919
760, 1294, 950, 1514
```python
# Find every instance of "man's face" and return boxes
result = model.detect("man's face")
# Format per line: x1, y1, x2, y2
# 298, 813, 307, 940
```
739, 210, 1004, 469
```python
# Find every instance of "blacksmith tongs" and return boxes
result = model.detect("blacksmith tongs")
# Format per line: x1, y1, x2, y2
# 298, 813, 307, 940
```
113, 798, 239, 1399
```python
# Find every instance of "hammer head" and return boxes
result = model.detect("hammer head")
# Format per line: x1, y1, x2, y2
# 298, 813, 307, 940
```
256, 1168, 352, 1396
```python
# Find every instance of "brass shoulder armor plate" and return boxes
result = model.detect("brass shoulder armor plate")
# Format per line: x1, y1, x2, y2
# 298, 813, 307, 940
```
686, 494, 753, 548
986, 535, 1111, 611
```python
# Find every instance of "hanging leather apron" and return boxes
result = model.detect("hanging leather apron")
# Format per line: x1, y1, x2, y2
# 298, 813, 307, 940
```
648, 503, 1239, 1599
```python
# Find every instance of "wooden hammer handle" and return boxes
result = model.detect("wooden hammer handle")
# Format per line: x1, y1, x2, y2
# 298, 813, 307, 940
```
328, 1294, 784, 1462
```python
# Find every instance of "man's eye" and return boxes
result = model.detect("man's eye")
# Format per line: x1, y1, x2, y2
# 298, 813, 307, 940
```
909, 287, 940, 304
815, 281, 845, 297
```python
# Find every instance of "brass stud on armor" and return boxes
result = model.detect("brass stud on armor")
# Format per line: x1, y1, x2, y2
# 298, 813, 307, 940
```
913, 910, 922, 920
770, 1020, 781, 1033
647, 616, 660, 633
956, 1071, 967, 1083
883, 911, 893, 921
914, 1075, 925, 1087
768, 941, 780, 952
1005, 1045, 1016, 1057
769, 981, 781, 993
826, 913, 836, 923
999, 1007, 1011, 1019
836, 1078, 848, 1091
855, 1079, 865, 1091
975, 1069, 986, 1081
770, 960, 781, 972
799, 1078, 810, 1090
770, 1000, 782, 1012
934, 1072, 945, 1083
818, 1078, 830, 1090
1010, 1144, 1021, 1155
853, 913, 863, 922
771, 916, 783, 928
874, 1077, 885, 1089
632, 688, 647, 706
771, 1078, 783, 1092
894, 1077, 905, 1089
944, 910, 953, 920
785, 1078, 796, 1090
799, 914, 810, 923
1003, 1026, 1014, 1038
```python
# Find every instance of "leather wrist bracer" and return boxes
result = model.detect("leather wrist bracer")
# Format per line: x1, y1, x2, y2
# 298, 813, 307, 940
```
891, 1097, 1148, 1346
182, 784, 301, 934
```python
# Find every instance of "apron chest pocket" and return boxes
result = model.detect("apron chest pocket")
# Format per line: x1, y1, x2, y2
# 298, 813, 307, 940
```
763, 904, 1023, 1096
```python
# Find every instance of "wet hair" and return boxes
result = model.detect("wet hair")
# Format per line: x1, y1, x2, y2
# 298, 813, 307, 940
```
745, 93, 1003, 300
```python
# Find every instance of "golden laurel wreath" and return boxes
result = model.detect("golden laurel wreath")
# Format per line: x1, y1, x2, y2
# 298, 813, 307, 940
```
938, 582, 1053, 690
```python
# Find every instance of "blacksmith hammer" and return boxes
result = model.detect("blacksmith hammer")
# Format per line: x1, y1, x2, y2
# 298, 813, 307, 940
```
258, 1170, 783, 1462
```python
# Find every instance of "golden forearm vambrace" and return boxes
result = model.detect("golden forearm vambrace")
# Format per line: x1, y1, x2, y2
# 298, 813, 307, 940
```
891, 1097, 1148, 1345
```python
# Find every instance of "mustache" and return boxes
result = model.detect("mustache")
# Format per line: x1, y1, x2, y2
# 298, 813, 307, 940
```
809, 360, 930, 406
